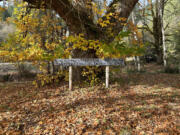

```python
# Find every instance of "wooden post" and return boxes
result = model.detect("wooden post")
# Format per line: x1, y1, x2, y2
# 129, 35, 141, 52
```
106, 66, 109, 88
69, 56, 72, 90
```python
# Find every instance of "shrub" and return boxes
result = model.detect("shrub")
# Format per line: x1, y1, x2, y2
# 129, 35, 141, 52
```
164, 65, 180, 74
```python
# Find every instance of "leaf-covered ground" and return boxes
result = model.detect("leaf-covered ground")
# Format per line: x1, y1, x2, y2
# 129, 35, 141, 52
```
0, 72, 180, 134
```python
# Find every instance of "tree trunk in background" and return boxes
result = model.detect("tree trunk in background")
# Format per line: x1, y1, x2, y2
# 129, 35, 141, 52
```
159, 0, 167, 67
3, 0, 5, 7
153, 0, 163, 64
142, 0, 146, 45
154, 0, 167, 65
143, 0, 166, 65
131, 11, 141, 71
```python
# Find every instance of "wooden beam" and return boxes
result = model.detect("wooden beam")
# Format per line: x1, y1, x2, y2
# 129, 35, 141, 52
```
54, 58, 125, 66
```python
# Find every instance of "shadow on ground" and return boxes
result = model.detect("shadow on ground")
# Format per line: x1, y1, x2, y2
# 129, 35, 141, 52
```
0, 72, 180, 134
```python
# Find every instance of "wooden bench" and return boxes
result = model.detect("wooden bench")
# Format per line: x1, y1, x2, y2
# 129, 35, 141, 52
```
54, 58, 125, 90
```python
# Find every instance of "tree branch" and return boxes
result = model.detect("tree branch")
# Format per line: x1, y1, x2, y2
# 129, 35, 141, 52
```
1, 0, 139, 41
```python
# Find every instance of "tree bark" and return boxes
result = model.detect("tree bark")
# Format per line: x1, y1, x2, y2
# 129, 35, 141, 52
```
21, 0, 138, 41
154, 0, 167, 65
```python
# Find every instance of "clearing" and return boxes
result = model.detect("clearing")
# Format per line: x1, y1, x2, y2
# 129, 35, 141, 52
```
0, 64, 180, 134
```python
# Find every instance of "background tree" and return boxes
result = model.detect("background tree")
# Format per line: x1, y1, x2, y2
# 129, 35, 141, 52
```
138, 0, 180, 65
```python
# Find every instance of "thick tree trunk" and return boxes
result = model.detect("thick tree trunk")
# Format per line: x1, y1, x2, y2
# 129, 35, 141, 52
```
152, 0, 166, 65
22, 0, 138, 40
153, 16, 163, 64
154, 29, 163, 64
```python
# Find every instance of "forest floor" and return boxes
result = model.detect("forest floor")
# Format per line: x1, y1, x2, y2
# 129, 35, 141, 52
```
0, 63, 180, 134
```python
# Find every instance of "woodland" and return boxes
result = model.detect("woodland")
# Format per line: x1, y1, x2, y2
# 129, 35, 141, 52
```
0, 0, 180, 134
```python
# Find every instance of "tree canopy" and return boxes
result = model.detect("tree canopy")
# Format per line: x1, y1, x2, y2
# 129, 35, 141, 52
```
0, 0, 138, 40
